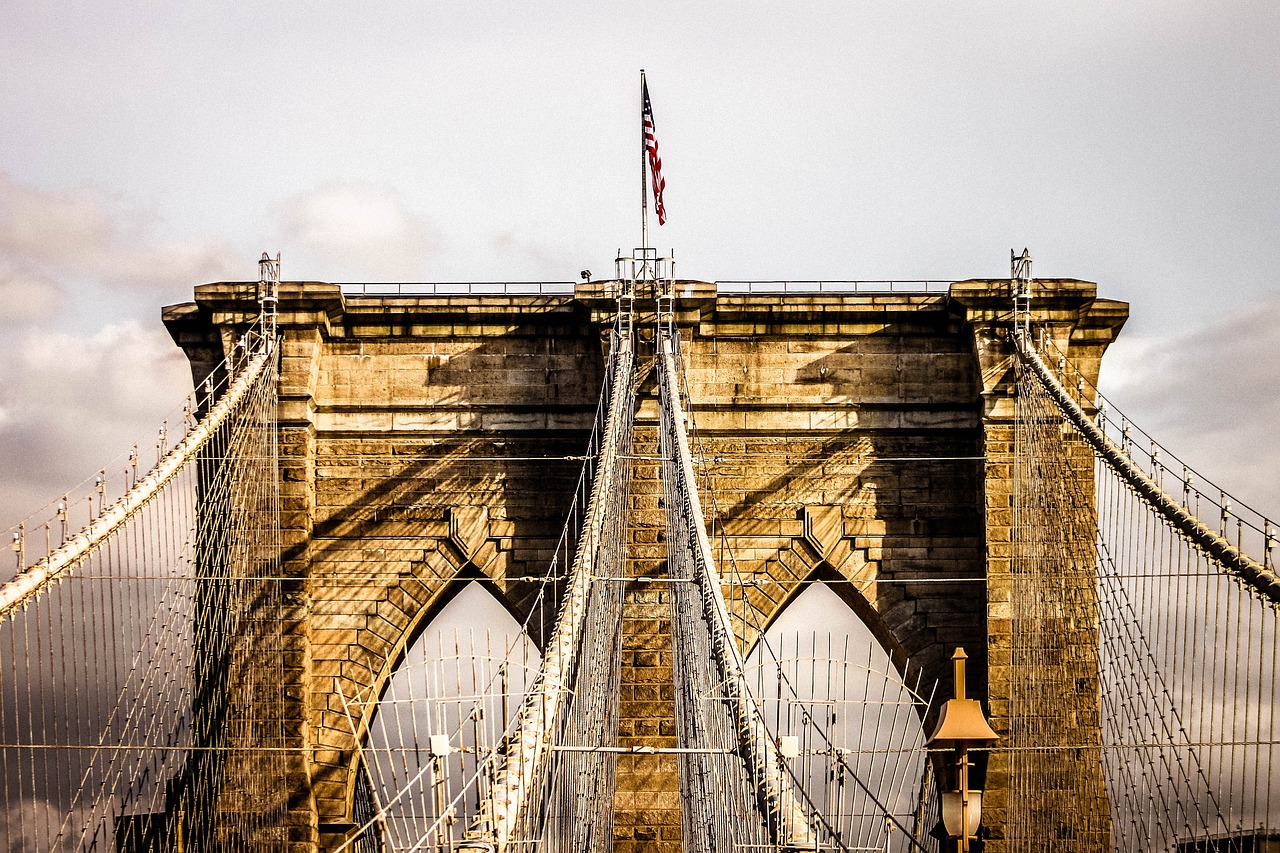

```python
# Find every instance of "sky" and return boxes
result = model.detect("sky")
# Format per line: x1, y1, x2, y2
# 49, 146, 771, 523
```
1, 0, 1278, 528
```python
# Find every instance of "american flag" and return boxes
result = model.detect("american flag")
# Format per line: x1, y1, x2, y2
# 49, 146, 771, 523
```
642, 79, 667, 225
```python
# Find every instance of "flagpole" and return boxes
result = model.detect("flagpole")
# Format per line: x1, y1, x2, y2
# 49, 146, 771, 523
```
640, 69, 649, 252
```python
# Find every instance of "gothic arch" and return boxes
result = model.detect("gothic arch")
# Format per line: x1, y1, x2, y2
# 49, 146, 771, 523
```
362, 561, 540, 736
345, 579, 542, 836
310, 526, 548, 831
747, 538, 922, 714
738, 515, 987, 738
754, 557, 914, 685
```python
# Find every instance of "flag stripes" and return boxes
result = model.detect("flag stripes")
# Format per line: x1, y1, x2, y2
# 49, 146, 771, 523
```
642, 79, 667, 225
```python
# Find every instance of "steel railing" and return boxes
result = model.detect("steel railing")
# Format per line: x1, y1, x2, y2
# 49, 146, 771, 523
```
339, 281, 577, 296
715, 280, 952, 294
339, 280, 955, 296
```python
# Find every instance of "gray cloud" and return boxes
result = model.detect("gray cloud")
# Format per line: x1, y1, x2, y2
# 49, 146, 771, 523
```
0, 264, 64, 328
0, 320, 192, 527
1, 796, 88, 852
1101, 292, 1280, 514
0, 176, 115, 264
0, 173, 231, 527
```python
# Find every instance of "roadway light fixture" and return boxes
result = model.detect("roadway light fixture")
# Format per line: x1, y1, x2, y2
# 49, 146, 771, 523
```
927, 647, 1000, 852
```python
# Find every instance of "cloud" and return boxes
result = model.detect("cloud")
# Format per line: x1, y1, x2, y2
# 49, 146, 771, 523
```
1100, 293, 1280, 513
277, 183, 440, 280
0, 320, 192, 526
1, 796, 93, 852
0, 171, 241, 302
0, 177, 115, 263
0, 263, 64, 327
0, 173, 254, 527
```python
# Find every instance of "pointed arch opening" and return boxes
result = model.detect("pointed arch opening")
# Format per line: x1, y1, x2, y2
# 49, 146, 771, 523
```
358, 582, 542, 849
747, 558, 917, 687
743, 583, 941, 851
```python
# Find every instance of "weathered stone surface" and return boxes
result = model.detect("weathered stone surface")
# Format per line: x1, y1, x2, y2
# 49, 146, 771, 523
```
164, 277, 1126, 852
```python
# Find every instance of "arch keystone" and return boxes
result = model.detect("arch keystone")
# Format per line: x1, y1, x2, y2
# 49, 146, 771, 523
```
800, 504, 855, 568
447, 506, 491, 563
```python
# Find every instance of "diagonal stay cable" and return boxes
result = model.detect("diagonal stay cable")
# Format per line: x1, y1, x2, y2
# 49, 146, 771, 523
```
466, 320, 636, 848
658, 325, 854, 852
1014, 330, 1278, 601
662, 326, 933, 853
0, 328, 277, 620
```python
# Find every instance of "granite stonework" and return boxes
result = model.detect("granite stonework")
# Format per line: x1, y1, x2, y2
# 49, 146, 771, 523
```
164, 277, 1126, 852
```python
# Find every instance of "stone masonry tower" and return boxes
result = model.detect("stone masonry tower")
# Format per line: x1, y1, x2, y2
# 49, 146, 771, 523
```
164, 275, 1126, 852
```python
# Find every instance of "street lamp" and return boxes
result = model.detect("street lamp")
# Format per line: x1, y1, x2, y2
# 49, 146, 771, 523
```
926, 647, 999, 852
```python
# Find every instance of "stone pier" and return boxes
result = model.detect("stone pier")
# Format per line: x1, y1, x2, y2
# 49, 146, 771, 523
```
164, 276, 1126, 851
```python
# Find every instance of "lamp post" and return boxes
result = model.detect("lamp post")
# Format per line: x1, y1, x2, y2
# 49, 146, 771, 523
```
926, 648, 999, 852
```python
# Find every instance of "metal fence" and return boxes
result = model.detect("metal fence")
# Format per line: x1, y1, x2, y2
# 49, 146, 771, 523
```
339, 282, 577, 295
715, 280, 952, 294
339, 280, 955, 296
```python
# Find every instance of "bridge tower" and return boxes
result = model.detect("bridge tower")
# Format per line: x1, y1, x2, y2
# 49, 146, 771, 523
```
163, 275, 1127, 851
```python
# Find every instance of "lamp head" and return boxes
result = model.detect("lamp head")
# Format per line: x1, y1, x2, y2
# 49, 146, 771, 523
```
926, 698, 999, 747
941, 791, 983, 838
928, 646, 1000, 746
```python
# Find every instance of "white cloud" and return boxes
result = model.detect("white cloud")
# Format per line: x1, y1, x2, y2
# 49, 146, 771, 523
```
277, 183, 440, 280
1, 796, 93, 852
0, 172, 242, 303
